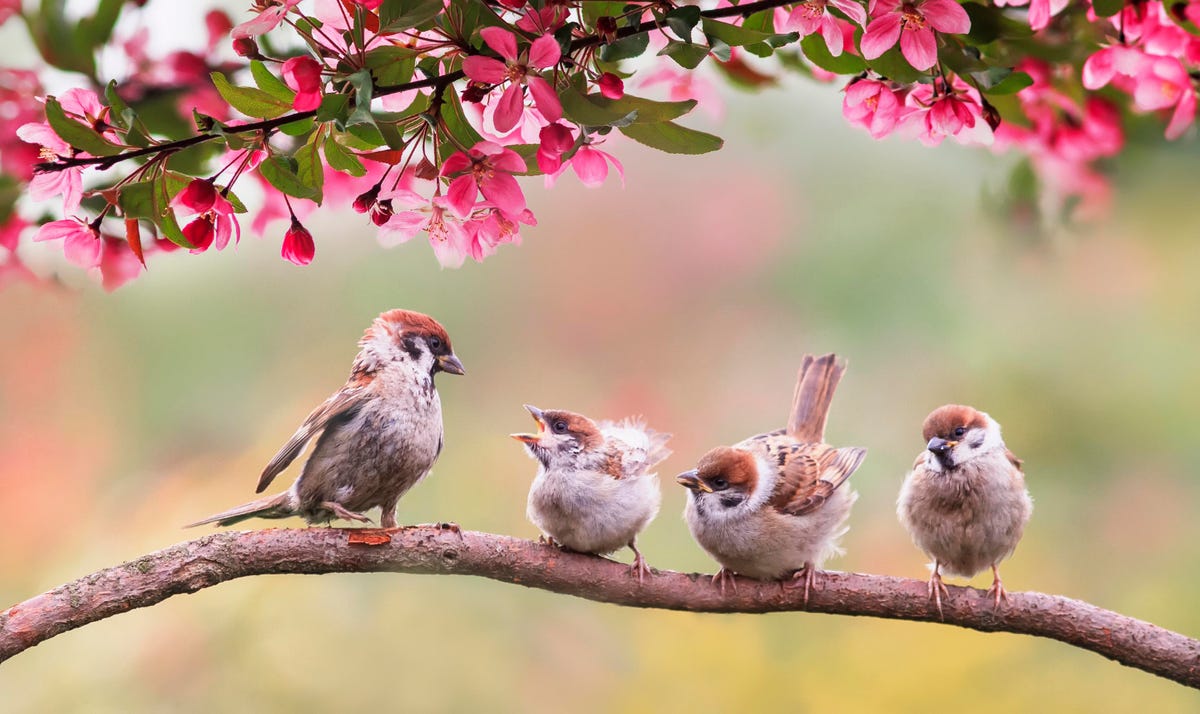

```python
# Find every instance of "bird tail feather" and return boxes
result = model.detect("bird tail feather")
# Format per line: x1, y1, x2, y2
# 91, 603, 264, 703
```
184, 492, 295, 528
787, 353, 846, 443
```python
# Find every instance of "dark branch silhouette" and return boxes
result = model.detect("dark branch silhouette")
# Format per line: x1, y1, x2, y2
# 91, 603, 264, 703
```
2, 526, 1198, 689
36, 0, 798, 172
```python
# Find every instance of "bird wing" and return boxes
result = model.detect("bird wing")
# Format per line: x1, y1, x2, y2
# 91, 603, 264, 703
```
255, 376, 373, 493
767, 440, 867, 517
598, 419, 672, 480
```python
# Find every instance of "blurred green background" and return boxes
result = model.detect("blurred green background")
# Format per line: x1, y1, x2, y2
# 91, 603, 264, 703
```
4, 31, 1200, 712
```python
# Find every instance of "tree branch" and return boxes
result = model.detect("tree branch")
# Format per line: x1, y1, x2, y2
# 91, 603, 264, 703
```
35, 0, 798, 173
1, 527, 1197, 688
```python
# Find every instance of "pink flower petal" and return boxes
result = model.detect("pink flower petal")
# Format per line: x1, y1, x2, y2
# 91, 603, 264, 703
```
63, 229, 101, 268
860, 12, 902, 59
830, 0, 868, 26
821, 16, 843, 56
445, 174, 479, 218
525, 75, 562, 122
899, 26, 937, 70
527, 34, 561, 69
463, 56, 508, 84
920, 0, 970, 33
441, 151, 471, 176
1166, 89, 1196, 140
479, 172, 526, 217
571, 146, 608, 187
1082, 48, 1115, 90
480, 27, 519, 61
492, 82, 525, 134
100, 238, 144, 291
59, 88, 104, 119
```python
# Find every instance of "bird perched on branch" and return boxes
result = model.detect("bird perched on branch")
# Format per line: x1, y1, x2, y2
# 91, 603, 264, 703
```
187, 309, 465, 529
513, 406, 671, 581
898, 404, 1033, 617
677, 353, 867, 601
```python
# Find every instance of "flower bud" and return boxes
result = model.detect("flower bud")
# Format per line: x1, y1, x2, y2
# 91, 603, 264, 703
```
281, 218, 315, 266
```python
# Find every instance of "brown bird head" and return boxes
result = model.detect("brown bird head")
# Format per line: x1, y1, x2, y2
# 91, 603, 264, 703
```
511, 405, 602, 468
921, 404, 1001, 470
677, 446, 758, 509
365, 309, 465, 377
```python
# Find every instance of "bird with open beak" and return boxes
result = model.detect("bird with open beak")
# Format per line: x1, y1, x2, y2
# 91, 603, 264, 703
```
513, 405, 671, 581
677, 354, 867, 602
898, 404, 1032, 617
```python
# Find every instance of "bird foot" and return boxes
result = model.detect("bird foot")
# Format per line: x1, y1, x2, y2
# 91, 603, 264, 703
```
928, 571, 950, 621
712, 568, 738, 595
320, 502, 373, 524
986, 568, 1009, 610
538, 534, 561, 548
785, 563, 818, 609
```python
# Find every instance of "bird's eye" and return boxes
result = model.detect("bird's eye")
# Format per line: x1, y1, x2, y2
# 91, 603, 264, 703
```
953, 427, 966, 438
428, 336, 443, 350
552, 420, 568, 434
713, 478, 729, 490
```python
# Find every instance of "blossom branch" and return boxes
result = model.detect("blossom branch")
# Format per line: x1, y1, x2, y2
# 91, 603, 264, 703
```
1, 526, 1198, 689
35, 0, 800, 175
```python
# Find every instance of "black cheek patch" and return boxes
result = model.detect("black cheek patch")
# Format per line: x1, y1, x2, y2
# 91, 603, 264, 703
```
401, 335, 423, 361
969, 432, 986, 448
719, 494, 746, 509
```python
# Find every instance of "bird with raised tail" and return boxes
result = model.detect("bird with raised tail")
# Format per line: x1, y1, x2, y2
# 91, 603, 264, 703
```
513, 406, 671, 581
898, 404, 1032, 616
187, 309, 465, 529
677, 353, 867, 601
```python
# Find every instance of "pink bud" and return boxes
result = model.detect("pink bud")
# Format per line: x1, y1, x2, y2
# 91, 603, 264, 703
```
183, 216, 215, 253
232, 37, 260, 58
353, 185, 380, 213
176, 179, 217, 213
598, 73, 624, 100
370, 199, 393, 226
282, 218, 315, 265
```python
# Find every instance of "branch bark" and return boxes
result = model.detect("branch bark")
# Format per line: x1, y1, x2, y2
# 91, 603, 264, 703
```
1, 526, 1197, 688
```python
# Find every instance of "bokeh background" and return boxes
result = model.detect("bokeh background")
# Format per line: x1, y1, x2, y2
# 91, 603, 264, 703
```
4, 4, 1200, 711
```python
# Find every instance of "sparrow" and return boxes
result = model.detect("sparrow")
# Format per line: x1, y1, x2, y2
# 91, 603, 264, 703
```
187, 309, 465, 529
677, 353, 867, 601
897, 404, 1033, 616
513, 405, 671, 581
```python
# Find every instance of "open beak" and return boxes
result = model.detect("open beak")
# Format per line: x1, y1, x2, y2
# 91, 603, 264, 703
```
436, 353, 466, 376
676, 469, 713, 493
510, 404, 545, 444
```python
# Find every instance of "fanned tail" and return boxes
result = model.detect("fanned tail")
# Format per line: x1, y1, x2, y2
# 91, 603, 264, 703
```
642, 427, 673, 470
787, 353, 846, 443
184, 492, 295, 528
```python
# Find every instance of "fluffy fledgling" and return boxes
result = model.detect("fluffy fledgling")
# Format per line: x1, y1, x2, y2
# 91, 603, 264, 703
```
898, 404, 1033, 616
187, 309, 464, 529
513, 406, 671, 581
677, 354, 867, 601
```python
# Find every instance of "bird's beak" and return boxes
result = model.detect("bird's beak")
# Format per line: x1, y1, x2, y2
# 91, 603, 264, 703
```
927, 437, 956, 453
510, 404, 545, 444
676, 470, 712, 493
436, 353, 466, 375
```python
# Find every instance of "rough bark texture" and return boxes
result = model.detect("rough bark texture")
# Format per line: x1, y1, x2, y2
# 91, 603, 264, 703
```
2, 526, 1197, 687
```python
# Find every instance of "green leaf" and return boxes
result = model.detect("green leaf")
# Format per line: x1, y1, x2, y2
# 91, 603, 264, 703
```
250, 60, 296, 102
379, 0, 446, 32
660, 40, 710, 69
560, 86, 638, 126
980, 70, 1034, 95
583, 2, 625, 25
1092, 0, 1124, 17
664, 6, 702, 41
619, 121, 723, 154
259, 154, 320, 201
864, 45, 925, 83
437, 91, 485, 162
324, 136, 367, 176
81, 0, 125, 49
295, 135, 325, 205
279, 117, 316, 136
701, 17, 797, 48
316, 94, 351, 124
44, 97, 125, 156
103, 80, 133, 131
117, 180, 156, 220
211, 72, 293, 119
598, 32, 650, 62
962, 2, 1034, 44
800, 33, 867, 74
561, 86, 698, 127
346, 70, 377, 127
366, 45, 418, 87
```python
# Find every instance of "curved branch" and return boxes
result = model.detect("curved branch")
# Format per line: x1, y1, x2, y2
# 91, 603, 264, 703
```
1, 527, 1197, 689
36, 0, 798, 173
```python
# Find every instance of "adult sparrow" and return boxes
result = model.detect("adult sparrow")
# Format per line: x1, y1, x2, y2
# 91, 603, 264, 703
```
513, 406, 671, 581
677, 353, 867, 601
897, 404, 1033, 616
187, 309, 465, 529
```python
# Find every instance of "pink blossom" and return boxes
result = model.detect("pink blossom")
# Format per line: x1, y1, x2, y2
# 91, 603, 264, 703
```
205, 10, 234, 52
515, 5, 569, 34
0, 215, 25, 252
462, 206, 535, 262
16, 89, 113, 215
462, 28, 562, 134
993, 0, 1067, 31
783, 0, 868, 56
282, 56, 324, 111
172, 179, 218, 213
902, 81, 992, 146
440, 141, 528, 219
536, 122, 575, 174
547, 144, 626, 188
860, 0, 971, 71
1132, 57, 1197, 139
174, 183, 240, 253
639, 66, 724, 120
598, 72, 625, 100
34, 218, 101, 268
232, 0, 302, 39
281, 218, 316, 265
1081, 45, 1150, 91
379, 193, 472, 268
99, 238, 144, 291
842, 78, 903, 138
